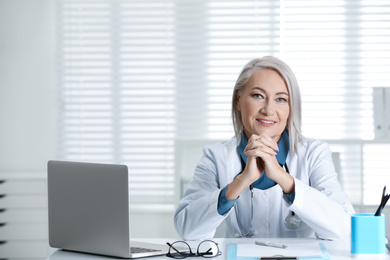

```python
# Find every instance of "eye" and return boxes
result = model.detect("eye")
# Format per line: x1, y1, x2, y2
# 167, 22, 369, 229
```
252, 93, 264, 99
276, 97, 287, 102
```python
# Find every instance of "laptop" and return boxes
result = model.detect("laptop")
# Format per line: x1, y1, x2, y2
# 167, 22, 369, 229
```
47, 160, 169, 258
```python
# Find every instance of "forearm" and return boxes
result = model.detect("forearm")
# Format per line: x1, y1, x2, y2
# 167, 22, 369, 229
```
272, 167, 295, 194
226, 174, 252, 200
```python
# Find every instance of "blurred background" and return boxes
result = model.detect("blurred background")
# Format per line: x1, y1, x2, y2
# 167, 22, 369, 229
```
1, 0, 390, 259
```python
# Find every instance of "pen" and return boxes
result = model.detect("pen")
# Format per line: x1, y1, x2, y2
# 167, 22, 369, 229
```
255, 240, 287, 249
374, 185, 390, 216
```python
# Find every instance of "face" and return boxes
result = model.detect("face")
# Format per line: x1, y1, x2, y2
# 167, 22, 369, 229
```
236, 69, 290, 142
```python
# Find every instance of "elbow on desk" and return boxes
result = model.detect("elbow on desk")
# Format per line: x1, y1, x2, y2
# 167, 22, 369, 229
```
316, 215, 351, 241
174, 209, 215, 241
173, 208, 192, 240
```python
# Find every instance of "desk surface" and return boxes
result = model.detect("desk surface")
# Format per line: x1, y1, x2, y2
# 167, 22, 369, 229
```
48, 238, 390, 260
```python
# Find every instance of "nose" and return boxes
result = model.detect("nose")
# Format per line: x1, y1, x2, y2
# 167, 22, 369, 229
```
260, 99, 275, 115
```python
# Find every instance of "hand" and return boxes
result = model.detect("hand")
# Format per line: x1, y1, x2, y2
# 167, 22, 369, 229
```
243, 133, 294, 194
226, 133, 294, 200
243, 133, 280, 182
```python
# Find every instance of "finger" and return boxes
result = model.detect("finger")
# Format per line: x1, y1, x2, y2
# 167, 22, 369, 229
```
244, 145, 277, 157
245, 141, 277, 155
245, 140, 278, 156
248, 134, 278, 151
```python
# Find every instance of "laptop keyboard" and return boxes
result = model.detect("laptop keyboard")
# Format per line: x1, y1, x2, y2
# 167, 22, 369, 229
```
131, 247, 161, 254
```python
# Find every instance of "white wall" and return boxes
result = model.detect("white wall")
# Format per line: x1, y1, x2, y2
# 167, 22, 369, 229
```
0, 0, 57, 173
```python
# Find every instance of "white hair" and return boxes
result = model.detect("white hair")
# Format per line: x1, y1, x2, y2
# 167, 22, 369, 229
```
231, 56, 303, 154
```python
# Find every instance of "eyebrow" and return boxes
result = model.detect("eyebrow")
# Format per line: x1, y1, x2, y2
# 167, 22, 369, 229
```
251, 87, 289, 96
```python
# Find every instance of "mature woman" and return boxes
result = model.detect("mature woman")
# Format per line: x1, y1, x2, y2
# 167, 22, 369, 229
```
174, 56, 354, 240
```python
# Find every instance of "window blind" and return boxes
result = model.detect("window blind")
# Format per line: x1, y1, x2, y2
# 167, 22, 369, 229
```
57, 0, 390, 206
57, 0, 175, 204
174, 0, 280, 139
205, 0, 280, 139
279, 0, 390, 205
359, 0, 390, 205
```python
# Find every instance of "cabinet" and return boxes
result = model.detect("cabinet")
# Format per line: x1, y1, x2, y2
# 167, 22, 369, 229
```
0, 174, 54, 260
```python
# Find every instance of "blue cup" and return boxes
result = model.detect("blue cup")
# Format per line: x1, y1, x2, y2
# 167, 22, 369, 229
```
351, 213, 385, 255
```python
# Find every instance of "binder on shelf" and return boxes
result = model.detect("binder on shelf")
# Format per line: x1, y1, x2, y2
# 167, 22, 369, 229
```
373, 87, 386, 139
385, 88, 390, 138
373, 87, 390, 139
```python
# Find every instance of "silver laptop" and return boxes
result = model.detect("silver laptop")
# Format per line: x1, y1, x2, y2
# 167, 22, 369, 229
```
47, 160, 169, 258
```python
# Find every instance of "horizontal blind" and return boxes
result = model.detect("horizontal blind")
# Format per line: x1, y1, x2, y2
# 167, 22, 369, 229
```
359, 0, 390, 205
281, 0, 390, 205
281, 0, 374, 140
58, 0, 390, 206
57, 0, 175, 204
206, 0, 280, 139
327, 143, 363, 206
363, 144, 390, 205
175, 0, 280, 140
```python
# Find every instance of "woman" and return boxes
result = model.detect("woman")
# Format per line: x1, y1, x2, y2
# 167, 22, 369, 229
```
174, 56, 354, 240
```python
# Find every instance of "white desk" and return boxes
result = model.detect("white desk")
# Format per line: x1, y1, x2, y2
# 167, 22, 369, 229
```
47, 238, 390, 260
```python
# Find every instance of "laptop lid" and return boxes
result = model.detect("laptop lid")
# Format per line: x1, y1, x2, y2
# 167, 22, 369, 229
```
47, 160, 168, 258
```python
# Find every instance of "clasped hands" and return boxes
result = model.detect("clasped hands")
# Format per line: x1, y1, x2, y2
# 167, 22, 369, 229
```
226, 133, 294, 201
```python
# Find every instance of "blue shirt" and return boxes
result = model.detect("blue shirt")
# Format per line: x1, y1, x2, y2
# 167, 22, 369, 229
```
217, 130, 295, 215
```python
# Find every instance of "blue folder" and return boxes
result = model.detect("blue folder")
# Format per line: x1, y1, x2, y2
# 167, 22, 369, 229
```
226, 243, 330, 260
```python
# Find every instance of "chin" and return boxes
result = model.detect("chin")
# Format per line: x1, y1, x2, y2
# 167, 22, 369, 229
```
255, 129, 283, 140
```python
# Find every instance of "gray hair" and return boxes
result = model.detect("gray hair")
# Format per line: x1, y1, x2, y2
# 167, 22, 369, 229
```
231, 56, 303, 154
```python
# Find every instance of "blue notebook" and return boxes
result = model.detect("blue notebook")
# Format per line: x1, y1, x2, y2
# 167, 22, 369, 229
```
227, 243, 330, 260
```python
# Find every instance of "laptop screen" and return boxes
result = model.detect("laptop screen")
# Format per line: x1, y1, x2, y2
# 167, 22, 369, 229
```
47, 160, 131, 257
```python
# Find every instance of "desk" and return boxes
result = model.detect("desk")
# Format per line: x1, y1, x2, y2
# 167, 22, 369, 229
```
47, 238, 390, 260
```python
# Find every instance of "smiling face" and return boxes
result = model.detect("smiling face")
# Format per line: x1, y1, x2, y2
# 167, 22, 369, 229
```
236, 69, 290, 142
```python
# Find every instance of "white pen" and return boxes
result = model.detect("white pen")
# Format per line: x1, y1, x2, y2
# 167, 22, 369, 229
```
255, 240, 287, 249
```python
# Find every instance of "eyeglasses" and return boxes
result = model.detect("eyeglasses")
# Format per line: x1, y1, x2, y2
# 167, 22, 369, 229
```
166, 240, 222, 259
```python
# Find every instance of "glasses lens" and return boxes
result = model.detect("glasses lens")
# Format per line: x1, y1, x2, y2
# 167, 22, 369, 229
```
197, 241, 220, 258
168, 241, 191, 259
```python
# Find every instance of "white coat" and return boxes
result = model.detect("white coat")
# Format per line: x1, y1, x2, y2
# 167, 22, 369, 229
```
174, 136, 355, 241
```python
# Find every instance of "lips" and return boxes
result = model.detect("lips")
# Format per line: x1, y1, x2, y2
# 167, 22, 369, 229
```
257, 118, 276, 126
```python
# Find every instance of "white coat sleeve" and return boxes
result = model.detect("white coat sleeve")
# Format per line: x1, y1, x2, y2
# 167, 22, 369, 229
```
174, 146, 228, 241
287, 141, 355, 240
